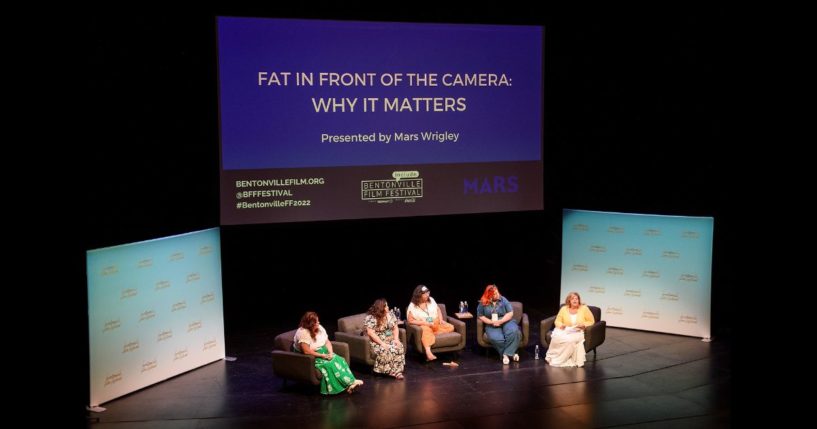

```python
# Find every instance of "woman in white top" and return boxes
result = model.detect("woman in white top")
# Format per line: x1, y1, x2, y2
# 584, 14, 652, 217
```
407, 285, 454, 361
545, 292, 595, 368
294, 311, 363, 394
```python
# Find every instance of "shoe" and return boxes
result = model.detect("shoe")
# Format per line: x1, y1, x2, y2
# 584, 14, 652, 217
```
394, 373, 404, 380
502, 355, 509, 365
513, 353, 520, 362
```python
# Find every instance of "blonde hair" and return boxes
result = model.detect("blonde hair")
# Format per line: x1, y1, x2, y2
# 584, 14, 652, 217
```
564, 292, 582, 307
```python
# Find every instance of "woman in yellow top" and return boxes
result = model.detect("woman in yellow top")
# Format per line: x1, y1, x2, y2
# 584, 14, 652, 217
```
545, 292, 595, 367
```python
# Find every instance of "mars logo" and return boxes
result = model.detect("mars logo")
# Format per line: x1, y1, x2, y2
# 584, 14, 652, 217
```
361, 171, 423, 203
464, 176, 518, 195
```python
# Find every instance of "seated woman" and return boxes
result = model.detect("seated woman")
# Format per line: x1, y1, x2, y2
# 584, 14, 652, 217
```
476, 284, 522, 364
407, 284, 454, 361
545, 292, 595, 368
364, 298, 406, 379
294, 311, 364, 394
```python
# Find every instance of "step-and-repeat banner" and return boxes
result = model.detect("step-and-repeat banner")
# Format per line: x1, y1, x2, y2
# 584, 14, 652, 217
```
87, 228, 225, 406
561, 210, 713, 338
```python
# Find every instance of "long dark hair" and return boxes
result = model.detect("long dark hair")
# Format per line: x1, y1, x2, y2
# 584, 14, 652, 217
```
299, 311, 320, 340
410, 284, 430, 306
367, 298, 388, 325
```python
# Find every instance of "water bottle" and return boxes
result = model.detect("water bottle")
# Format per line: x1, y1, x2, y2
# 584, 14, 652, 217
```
459, 301, 464, 313
464, 301, 468, 313
535, 344, 540, 359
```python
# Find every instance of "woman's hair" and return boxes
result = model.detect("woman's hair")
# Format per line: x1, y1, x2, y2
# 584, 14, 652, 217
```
410, 284, 430, 306
367, 298, 388, 324
480, 284, 500, 306
564, 292, 582, 307
299, 311, 320, 340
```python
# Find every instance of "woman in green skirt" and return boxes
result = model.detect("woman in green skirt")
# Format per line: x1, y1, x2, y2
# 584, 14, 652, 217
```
295, 311, 364, 394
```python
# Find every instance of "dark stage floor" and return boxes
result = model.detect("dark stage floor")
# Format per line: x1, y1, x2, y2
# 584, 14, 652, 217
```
86, 327, 731, 428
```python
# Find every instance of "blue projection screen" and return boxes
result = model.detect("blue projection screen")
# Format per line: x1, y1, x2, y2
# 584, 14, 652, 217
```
87, 228, 225, 406
217, 17, 543, 224
561, 210, 714, 338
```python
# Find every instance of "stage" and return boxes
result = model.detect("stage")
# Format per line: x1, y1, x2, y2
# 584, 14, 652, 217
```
86, 326, 730, 428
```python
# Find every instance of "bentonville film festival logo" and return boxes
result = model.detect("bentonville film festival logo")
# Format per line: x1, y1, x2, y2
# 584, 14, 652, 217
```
361, 171, 423, 204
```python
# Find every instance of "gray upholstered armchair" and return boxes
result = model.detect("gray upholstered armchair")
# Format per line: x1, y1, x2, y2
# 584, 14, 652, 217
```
540, 305, 606, 356
271, 329, 351, 385
405, 303, 466, 356
476, 301, 530, 351
335, 313, 407, 366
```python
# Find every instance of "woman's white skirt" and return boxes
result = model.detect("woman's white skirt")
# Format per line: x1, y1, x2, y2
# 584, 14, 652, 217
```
545, 329, 586, 367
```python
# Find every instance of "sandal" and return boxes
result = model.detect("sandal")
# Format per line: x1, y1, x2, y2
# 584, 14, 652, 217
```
394, 373, 404, 380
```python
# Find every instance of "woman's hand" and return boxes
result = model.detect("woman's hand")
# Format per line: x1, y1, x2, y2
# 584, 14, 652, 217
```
559, 325, 566, 330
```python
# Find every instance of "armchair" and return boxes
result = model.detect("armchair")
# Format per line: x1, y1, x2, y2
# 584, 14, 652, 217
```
405, 303, 466, 356
476, 301, 529, 351
540, 305, 606, 356
335, 312, 407, 366
271, 329, 351, 386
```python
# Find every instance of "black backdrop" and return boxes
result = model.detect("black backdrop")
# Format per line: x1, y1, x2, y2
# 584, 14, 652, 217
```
77, 7, 738, 411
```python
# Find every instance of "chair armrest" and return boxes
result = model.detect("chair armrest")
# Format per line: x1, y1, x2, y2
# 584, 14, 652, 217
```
447, 316, 466, 348
271, 350, 317, 384
476, 318, 488, 347
447, 316, 466, 336
520, 313, 530, 346
584, 321, 606, 352
399, 328, 407, 348
334, 332, 369, 364
540, 315, 556, 346
405, 323, 423, 351
330, 341, 351, 365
